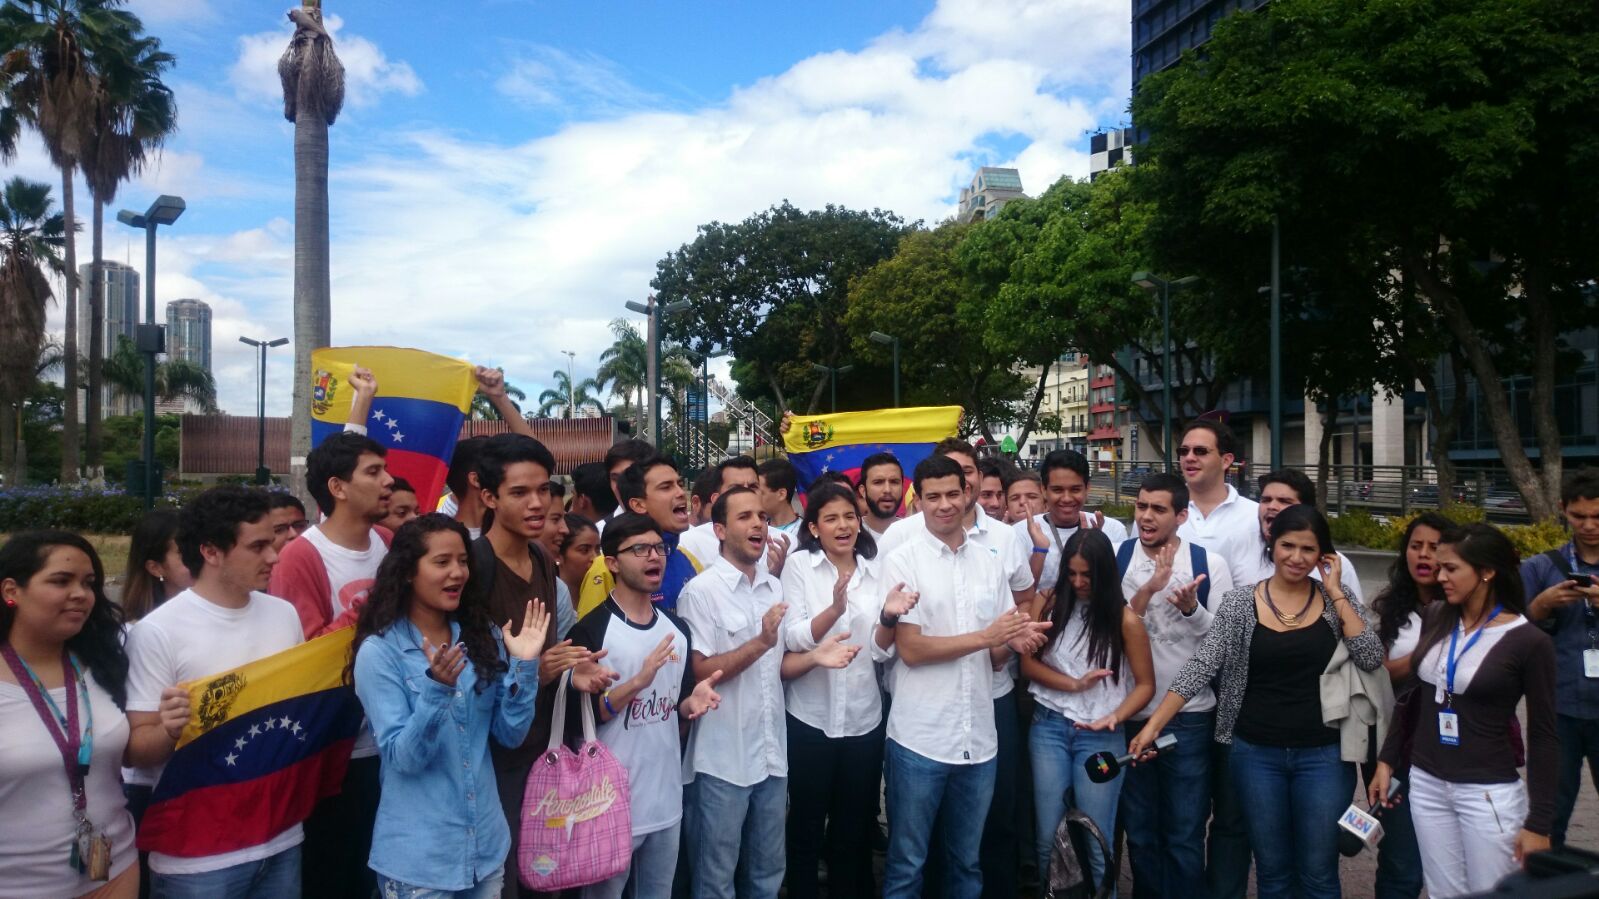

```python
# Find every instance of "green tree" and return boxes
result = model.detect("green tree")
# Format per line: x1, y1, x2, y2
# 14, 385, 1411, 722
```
0, 176, 66, 484
279, 0, 345, 498
1133, 0, 1599, 519
595, 318, 646, 428
844, 222, 1029, 441
469, 369, 524, 420
100, 333, 217, 412
653, 201, 910, 413
536, 369, 605, 418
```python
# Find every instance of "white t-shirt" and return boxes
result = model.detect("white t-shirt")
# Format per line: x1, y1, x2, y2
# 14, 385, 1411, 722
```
299, 525, 386, 758
1389, 611, 1424, 661
124, 588, 306, 875
1029, 605, 1132, 724
1013, 512, 1131, 593
1114, 537, 1233, 718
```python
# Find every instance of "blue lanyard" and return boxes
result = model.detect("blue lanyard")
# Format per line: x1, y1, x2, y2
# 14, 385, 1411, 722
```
15, 653, 94, 767
1445, 604, 1504, 702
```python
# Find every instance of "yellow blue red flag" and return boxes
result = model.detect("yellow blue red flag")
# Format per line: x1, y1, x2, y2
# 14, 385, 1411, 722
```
782, 406, 962, 492
137, 629, 362, 857
309, 346, 476, 506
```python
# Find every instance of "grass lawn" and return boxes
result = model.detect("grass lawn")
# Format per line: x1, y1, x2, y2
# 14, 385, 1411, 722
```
0, 533, 133, 583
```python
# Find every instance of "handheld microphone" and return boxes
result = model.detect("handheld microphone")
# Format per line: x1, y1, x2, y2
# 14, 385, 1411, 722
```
1084, 734, 1177, 783
1337, 776, 1403, 857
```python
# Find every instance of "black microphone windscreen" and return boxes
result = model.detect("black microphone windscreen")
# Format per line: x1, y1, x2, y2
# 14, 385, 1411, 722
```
1084, 751, 1119, 783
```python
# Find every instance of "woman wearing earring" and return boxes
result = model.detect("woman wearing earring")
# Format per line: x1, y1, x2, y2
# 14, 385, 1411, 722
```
121, 510, 193, 624
1131, 504, 1383, 899
1, 531, 138, 898
1369, 524, 1556, 897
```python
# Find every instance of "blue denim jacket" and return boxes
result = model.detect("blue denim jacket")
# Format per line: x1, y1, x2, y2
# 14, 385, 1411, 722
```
353, 619, 538, 890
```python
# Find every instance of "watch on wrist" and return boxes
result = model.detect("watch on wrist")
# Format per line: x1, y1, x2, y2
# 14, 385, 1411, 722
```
880, 611, 901, 628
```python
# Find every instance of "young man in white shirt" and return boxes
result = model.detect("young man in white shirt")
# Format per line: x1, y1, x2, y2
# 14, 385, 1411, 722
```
125, 486, 307, 898
757, 457, 803, 540
880, 455, 1048, 899
568, 513, 723, 899
678, 456, 761, 569
1014, 449, 1131, 594
1115, 473, 1232, 899
1238, 468, 1365, 600
269, 427, 395, 899
1174, 419, 1260, 591
856, 452, 905, 540
679, 487, 791, 899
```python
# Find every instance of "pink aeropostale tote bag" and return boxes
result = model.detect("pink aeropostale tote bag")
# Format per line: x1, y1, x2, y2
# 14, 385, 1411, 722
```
518, 671, 633, 891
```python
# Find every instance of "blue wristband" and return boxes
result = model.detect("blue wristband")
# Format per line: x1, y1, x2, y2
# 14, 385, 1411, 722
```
1032, 546, 1049, 555
602, 691, 617, 716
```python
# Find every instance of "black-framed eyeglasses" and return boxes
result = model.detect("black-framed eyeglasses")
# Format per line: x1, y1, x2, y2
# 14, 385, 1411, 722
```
619, 543, 670, 559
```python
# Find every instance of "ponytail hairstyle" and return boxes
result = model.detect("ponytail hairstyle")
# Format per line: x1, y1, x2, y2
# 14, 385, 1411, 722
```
0, 531, 129, 708
1409, 523, 1526, 668
1041, 529, 1127, 683
1373, 511, 1453, 647
122, 509, 183, 622
346, 514, 505, 690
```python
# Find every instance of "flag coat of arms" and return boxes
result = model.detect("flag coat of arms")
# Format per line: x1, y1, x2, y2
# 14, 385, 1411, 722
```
781, 406, 962, 493
309, 346, 477, 507
136, 630, 363, 857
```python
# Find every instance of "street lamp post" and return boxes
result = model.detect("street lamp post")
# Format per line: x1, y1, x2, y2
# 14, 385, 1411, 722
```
869, 331, 900, 407
1131, 271, 1198, 472
239, 336, 289, 483
1270, 218, 1283, 471
624, 297, 690, 446
117, 195, 185, 508
810, 363, 854, 413
561, 349, 576, 418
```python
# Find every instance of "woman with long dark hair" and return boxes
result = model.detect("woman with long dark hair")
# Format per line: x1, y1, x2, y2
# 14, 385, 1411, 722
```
1132, 504, 1384, 899
1370, 524, 1556, 897
1, 531, 137, 897
1023, 528, 1155, 886
1363, 511, 1450, 899
779, 483, 911, 898
120, 510, 192, 623
349, 514, 549, 898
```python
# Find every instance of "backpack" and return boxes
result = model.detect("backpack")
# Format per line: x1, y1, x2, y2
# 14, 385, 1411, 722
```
1116, 539, 1211, 608
1046, 803, 1117, 899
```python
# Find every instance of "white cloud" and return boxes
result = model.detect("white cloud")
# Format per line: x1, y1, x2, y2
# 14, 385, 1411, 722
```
496, 46, 661, 114
229, 15, 422, 110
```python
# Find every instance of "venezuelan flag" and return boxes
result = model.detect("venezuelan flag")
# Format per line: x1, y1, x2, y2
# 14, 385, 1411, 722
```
137, 630, 363, 857
309, 346, 477, 508
782, 406, 962, 493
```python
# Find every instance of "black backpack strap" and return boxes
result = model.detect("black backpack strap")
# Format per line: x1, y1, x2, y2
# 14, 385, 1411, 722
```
1544, 548, 1573, 578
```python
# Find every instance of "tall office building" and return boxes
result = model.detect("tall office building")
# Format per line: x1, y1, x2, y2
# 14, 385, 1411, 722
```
1133, 0, 1268, 90
77, 260, 141, 418
166, 299, 213, 372
957, 167, 1026, 223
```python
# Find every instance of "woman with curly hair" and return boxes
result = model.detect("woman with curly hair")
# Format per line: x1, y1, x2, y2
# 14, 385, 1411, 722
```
349, 514, 550, 898
1, 531, 137, 897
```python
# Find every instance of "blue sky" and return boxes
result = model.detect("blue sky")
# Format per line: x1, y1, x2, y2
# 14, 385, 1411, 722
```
14, 0, 1132, 416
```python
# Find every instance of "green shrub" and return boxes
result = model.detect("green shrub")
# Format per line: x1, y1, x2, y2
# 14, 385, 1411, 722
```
0, 485, 199, 534
1329, 508, 1391, 550
1099, 502, 1135, 521
1503, 519, 1571, 558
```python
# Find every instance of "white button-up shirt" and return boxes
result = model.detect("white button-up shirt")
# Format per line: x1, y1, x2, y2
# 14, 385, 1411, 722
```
1177, 485, 1260, 588
1114, 537, 1233, 718
678, 558, 788, 787
1013, 512, 1131, 593
780, 550, 885, 738
882, 529, 1010, 765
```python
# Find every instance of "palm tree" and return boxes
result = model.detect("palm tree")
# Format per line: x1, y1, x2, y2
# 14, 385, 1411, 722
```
81, 22, 175, 476
595, 317, 647, 426
0, 0, 134, 483
0, 176, 66, 484
537, 369, 605, 419
100, 332, 215, 412
470, 370, 526, 420
278, 0, 344, 496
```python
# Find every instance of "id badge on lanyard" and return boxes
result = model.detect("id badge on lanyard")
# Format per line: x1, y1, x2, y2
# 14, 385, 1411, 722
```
1440, 603, 1503, 748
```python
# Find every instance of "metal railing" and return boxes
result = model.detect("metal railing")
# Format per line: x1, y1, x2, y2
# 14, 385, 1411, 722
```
705, 375, 776, 449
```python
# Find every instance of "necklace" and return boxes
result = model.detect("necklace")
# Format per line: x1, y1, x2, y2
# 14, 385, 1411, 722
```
1263, 579, 1316, 626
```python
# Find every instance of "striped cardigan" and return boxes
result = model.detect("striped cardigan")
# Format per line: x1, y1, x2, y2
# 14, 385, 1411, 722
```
1169, 581, 1384, 745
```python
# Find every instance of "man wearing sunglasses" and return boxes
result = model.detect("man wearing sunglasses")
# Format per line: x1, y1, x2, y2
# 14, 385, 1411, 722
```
1174, 419, 1259, 590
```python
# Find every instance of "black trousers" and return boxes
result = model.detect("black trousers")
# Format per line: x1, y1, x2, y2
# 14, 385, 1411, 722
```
785, 713, 885, 899
302, 754, 381, 899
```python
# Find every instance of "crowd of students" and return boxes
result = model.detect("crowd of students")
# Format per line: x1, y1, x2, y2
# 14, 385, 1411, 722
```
1, 367, 1594, 899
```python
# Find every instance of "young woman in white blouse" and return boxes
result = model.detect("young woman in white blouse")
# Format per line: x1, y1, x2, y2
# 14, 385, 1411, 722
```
1022, 528, 1154, 887
779, 482, 916, 899
1, 531, 138, 898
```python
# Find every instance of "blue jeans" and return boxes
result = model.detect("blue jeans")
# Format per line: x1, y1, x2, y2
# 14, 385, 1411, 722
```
685, 774, 785, 899
377, 870, 504, 899
580, 824, 681, 899
1028, 706, 1127, 887
883, 739, 996, 899
1121, 712, 1213, 899
151, 845, 302, 899
1554, 714, 1599, 847
1205, 740, 1251, 899
1229, 736, 1354, 899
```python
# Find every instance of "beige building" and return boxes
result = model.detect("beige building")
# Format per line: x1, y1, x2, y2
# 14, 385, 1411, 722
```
1006, 353, 1089, 459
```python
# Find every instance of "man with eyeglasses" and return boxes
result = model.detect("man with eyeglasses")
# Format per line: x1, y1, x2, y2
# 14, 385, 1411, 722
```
1174, 419, 1259, 591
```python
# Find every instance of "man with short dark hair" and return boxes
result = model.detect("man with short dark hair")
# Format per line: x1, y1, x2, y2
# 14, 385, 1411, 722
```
690, 467, 720, 526
857, 452, 905, 540
680, 456, 762, 573
1116, 472, 1231, 899
568, 514, 723, 899
1005, 469, 1045, 524
602, 439, 658, 532
1174, 419, 1258, 590
442, 435, 489, 537
1525, 467, 1599, 848
1014, 448, 1129, 594
378, 476, 419, 533
268, 492, 310, 553
577, 454, 704, 617
570, 461, 618, 523
126, 487, 306, 898
976, 457, 1011, 522
757, 457, 802, 538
